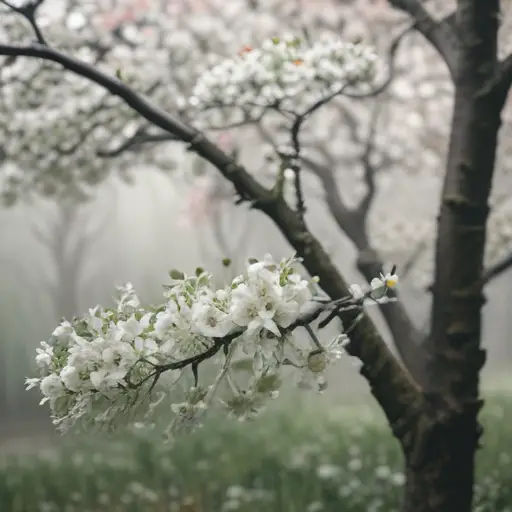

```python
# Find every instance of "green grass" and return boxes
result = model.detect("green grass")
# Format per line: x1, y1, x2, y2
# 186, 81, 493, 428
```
1, 393, 511, 512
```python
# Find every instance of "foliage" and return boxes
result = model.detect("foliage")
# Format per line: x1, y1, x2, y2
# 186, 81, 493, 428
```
1, 394, 511, 512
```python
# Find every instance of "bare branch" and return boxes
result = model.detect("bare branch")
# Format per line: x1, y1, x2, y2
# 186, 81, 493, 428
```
255, 114, 427, 383
0, 0, 47, 45
356, 102, 382, 217
302, 154, 427, 381
96, 129, 178, 158
55, 80, 164, 156
287, 85, 350, 219
489, 52, 512, 106
386, 2, 458, 77
0, 42, 196, 137
483, 251, 512, 285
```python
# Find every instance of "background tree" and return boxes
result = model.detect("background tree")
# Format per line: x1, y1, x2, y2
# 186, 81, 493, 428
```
30, 189, 118, 322
0, 182, 120, 429
1, 0, 512, 511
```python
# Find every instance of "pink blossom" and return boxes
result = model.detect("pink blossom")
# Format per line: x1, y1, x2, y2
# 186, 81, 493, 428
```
178, 182, 221, 228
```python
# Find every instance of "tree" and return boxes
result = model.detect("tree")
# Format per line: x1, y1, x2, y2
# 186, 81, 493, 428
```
2, 0, 512, 511
3, 0, 512, 382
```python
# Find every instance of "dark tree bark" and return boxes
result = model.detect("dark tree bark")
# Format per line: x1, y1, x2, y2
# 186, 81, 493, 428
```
394, 1, 504, 510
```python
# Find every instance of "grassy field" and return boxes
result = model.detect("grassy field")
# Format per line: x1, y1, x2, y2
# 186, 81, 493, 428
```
0, 392, 511, 512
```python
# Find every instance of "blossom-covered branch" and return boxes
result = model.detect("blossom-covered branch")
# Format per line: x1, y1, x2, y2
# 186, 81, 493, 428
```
3, 0, 421, 443
26, 254, 405, 435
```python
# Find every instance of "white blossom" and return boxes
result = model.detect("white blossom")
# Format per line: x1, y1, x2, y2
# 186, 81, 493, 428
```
60, 366, 82, 392
189, 35, 377, 125
26, 253, 396, 434
39, 374, 66, 403
35, 342, 54, 369
370, 271, 399, 299
191, 300, 233, 338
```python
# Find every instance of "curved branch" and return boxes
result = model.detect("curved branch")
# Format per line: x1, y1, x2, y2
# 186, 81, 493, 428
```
255, 108, 427, 383
96, 129, 179, 158
0, 0, 47, 45
387, 2, 458, 77
286, 86, 348, 220
483, 252, 512, 285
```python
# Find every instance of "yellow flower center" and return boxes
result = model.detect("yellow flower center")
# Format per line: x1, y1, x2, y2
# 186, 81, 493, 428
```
385, 278, 397, 288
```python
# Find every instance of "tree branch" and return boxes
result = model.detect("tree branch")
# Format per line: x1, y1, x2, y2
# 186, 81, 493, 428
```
488, 52, 512, 106
483, 251, 512, 285
302, 154, 427, 383
355, 102, 381, 217
387, 1, 458, 77
286, 86, 347, 220
255, 109, 427, 384
96, 129, 178, 158
0, 0, 47, 45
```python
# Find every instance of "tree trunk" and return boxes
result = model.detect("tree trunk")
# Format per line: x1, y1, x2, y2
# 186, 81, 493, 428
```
400, 2, 502, 510
401, 402, 482, 512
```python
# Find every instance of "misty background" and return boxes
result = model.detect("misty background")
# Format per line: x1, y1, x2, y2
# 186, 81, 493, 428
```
1, 159, 512, 448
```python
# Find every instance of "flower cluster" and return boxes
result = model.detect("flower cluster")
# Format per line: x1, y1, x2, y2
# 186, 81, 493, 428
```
188, 34, 378, 123
26, 254, 398, 434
